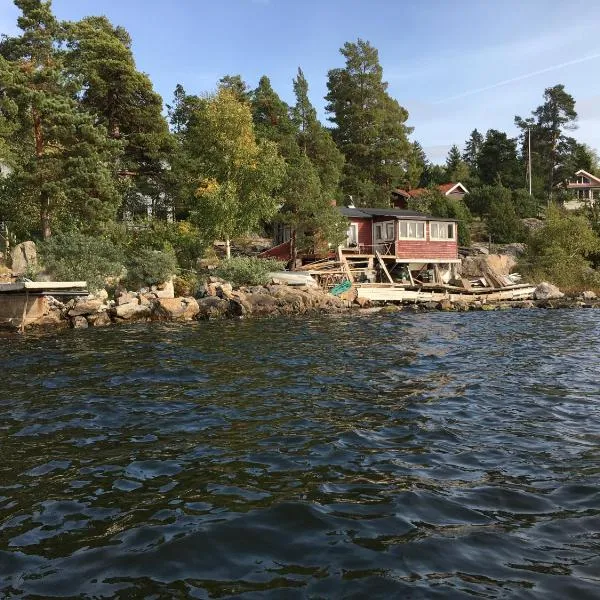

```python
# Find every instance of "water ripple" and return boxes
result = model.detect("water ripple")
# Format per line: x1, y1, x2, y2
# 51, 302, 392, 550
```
1, 311, 600, 598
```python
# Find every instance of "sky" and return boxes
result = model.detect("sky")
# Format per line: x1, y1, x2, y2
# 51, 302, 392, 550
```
2, 0, 600, 165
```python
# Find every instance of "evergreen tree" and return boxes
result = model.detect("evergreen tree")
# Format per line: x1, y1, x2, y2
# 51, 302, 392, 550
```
65, 15, 173, 218
477, 129, 521, 188
325, 39, 412, 206
407, 141, 429, 188
291, 67, 344, 200
445, 144, 469, 181
218, 74, 250, 104
462, 128, 484, 178
515, 84, 577, 199
0, 0, 122, 239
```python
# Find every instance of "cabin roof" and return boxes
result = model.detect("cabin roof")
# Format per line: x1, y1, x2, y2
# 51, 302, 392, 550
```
339, 206, 457, 222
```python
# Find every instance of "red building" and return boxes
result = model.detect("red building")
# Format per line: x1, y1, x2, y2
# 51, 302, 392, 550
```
392, 182, 469, 209
341, 206, 459, 265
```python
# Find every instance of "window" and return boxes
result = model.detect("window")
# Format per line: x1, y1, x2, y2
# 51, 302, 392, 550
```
430, 221, 456, 241
374, 220, 395, 241
399, 220, 425, 240
346, 223, 359, 247
577, 176, 590, 185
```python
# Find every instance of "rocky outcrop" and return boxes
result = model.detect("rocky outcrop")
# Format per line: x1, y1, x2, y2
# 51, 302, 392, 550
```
152, 297, 199, 321
10, 241, 37, 276
533, 282, 564, 301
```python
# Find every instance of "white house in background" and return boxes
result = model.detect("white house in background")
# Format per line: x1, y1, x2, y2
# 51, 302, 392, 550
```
557, 169, 600, 210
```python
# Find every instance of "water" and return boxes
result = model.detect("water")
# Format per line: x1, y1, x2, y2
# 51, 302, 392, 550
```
1, 310, 599, 599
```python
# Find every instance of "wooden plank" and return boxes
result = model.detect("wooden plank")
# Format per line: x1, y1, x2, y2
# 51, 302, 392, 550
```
337, 246, 354, 283
375, 251, 394, 284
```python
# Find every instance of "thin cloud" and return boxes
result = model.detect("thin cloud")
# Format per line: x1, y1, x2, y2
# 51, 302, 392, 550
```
433, 52, 600, 104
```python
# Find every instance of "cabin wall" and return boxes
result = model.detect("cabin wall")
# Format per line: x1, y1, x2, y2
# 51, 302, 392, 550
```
351, 218, 373, 249
395, 223, 458, 260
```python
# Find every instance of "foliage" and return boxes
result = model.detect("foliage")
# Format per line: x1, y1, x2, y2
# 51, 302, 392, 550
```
515, 84, 578, 199
125, 221, 207, 270
407, 188, 472, 245
520, 206, 600, 289
213, 256, 285, 287
325, 39, 412, 206
487, 197, 526, 243
124, 246, 178, 288
476, 129, 522, 187
39, 231, 125, 291
179, 89, 286, 252
462, 129, 484, 177
445, 144, 469, 182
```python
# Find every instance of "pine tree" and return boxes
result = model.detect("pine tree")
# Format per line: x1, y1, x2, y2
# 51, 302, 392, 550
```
65, 15, 173, 218
325, 39, 412, 206
445, 144, 469, 181
515, 84, 577, 199
292, 67, 344, 200
462, 129, 484, 177
218, 74, 250, 104
0, 0, 122, 239
476, 129, 521, 188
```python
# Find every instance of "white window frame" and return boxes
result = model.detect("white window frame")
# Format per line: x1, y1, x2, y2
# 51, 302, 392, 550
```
430, 221, 456, 241
398, 220, 426, 240
373, 220, 395, 242
346, 223, 359, 247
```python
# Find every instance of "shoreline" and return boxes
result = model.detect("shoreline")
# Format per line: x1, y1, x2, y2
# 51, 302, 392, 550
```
2, 281, 599, 334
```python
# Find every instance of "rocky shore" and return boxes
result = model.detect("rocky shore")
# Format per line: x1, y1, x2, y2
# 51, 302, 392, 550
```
4, 275, 599, 333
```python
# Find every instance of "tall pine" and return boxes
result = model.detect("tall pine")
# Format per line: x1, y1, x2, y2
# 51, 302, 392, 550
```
325, 39, 412, 207
0, 0, 122, 239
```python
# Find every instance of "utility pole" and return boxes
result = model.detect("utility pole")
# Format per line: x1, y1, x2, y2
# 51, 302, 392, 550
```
528, 127, 532, 196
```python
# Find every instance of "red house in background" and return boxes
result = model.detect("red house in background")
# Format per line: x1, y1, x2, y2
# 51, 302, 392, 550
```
392, 182, 469, 209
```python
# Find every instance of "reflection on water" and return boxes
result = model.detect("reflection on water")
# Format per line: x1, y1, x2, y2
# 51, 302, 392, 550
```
1, 311, 599, 598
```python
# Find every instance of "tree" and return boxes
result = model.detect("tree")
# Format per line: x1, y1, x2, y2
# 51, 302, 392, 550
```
65, 15, 173, 218
515, 84, 577, 200
325, 39, 412, 206
218, 74, 250, 104
0, 0, 122, 239
487, 195, 525, 243
405, 141, 428, 188
180, 89, 285, 258
445, 144, 469, 182
477, 129, 522, 188
291, 67, 344, 200
521, 206, 600, 289
462, 129, 484, 177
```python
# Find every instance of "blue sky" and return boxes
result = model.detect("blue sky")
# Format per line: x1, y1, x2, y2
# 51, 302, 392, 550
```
2, 0, 600, 164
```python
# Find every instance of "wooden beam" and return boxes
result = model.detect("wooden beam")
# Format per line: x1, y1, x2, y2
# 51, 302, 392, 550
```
375, 251, 394, 284
337, 246, 354, 283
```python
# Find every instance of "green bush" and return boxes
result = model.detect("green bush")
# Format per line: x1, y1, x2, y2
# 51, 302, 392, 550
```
39, 231, 125, 291
125, 246, 178, 288
519, 206, 600, 290
487, 197, 526, 243
213, 257, 285, 286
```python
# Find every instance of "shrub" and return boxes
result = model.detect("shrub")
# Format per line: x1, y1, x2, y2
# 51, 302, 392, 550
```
519, 206, 600, 290
39, 232, 125, 291
487, 197, 526, 243
213, 257, 285, 286
125, 246, 178, 288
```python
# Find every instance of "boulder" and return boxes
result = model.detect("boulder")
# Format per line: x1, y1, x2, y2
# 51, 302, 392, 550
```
10, 241, 37, 276
116, 292, 138, 306
112, 302, 152, 321
67, 297, 105, 317
153, 297, 200, 321
355, 296, 371, 308
533, 282, 564, 301
581, 290, 597, 301
437, 298, 454, 311
241, 292, 280, 316
155, 278, 175, 299
196, 296, 231, 319
87, 311, 112, 327
217, 282, 234, 299
71, 315, 89, 329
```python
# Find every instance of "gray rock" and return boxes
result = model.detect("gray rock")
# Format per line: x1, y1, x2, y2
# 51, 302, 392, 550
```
112, 302, 152, 321
116, 292, 138, 306
10, 241, 37, 276
155, 278, 175, 299
152, 297, 200, 321
582, 290, 597, 301
71, 315, 89, 329
87, 311, 112, 327
533, 282, 564, 301
68, 298, 104, 317
196, 296, 232, 319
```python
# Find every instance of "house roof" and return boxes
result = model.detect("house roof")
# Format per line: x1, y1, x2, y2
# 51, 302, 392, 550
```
556, 169, 600, 188
339, 206, 457, 222
393, 182, 469, 198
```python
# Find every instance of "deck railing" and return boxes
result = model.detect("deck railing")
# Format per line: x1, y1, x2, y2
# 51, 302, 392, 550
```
343, 242, 395, 255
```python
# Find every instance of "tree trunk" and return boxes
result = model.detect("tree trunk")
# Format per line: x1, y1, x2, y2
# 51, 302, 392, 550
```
40, 191, 51, 240
289, 229, 297, 271
225, 237, 231, 259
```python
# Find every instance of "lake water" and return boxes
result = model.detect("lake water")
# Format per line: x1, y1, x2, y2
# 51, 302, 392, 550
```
1, 310, 599, 599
